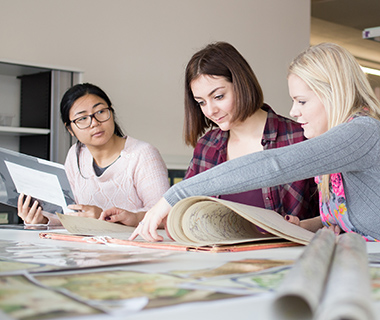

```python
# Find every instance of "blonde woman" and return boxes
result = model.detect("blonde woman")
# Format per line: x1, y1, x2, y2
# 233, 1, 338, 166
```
124, 42, 380, 242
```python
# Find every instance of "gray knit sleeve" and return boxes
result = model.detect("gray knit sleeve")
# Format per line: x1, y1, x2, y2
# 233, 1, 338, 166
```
164, 116, 380, 206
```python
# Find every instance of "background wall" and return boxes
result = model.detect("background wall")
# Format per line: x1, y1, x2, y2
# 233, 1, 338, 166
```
0, 0, 310, 168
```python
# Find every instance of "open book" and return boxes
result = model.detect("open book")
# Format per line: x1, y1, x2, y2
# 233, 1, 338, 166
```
165, 196, 315, 245
40, 196, 315, 252
271, 229, 375, 320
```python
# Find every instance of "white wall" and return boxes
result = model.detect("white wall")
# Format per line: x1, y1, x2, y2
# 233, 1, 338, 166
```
0, 0, 310, 168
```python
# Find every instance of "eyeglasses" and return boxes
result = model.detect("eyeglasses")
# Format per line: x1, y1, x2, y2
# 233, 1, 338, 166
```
70, 107, 112, 129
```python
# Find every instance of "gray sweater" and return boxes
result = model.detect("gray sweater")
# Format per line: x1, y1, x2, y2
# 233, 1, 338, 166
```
165, 116, 380, 240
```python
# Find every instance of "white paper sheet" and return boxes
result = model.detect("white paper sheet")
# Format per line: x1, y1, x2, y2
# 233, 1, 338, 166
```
5, 161, 70, 213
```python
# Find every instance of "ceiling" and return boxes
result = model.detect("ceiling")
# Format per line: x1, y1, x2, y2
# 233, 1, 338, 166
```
310, 0, 380, 88
310, 0, 380, 66
311, 0, 380, 30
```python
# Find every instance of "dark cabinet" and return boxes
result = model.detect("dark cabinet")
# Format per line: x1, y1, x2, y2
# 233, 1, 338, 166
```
0, 60, 82, 224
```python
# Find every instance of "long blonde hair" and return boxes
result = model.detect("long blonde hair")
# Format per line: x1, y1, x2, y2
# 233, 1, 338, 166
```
288, 43, 380, 199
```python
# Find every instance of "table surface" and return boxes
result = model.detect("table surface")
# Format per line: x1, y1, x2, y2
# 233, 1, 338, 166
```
1, 228, 380, 320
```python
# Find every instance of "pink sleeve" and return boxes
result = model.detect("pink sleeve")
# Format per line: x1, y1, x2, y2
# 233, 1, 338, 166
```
132, 144, 170, 211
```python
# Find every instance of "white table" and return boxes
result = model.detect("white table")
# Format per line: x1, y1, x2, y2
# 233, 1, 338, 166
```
1, 228, 380, 320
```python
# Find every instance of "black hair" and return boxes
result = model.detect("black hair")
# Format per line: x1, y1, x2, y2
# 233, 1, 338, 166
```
60, 83, 124, 177
60, 82, 124, 137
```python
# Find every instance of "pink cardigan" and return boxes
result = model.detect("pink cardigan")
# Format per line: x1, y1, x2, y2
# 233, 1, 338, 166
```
65, 136, 170, 212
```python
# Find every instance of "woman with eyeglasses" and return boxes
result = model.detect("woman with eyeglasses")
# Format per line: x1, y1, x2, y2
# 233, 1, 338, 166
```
18, 83, 170, 226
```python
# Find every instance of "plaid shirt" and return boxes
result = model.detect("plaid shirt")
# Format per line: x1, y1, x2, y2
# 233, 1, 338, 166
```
185, 104, 319, 220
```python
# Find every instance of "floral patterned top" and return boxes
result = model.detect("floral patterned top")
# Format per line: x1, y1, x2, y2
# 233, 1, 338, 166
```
316, 111, 379, 242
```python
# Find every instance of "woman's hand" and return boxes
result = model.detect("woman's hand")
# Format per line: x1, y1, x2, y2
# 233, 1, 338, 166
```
285, 214, 300, 226
67, 204, 103, 219
129, 197, 172, 242
17, 193, 48, 224
99, 207, 145, 227
324, 223, 341, 235
285, 215, 323, 233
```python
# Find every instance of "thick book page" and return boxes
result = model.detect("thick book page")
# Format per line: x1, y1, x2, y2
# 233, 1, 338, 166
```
52, 214, 298, 252
166, 196, 315, 246
56, 213, 170, 241
271, 230, 375, 320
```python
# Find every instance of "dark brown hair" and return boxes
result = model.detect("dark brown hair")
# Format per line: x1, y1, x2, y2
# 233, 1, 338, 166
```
184, 42, 264, 147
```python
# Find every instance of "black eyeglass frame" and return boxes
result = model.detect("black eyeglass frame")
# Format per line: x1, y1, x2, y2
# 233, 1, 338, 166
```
69, 107, 112, 129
